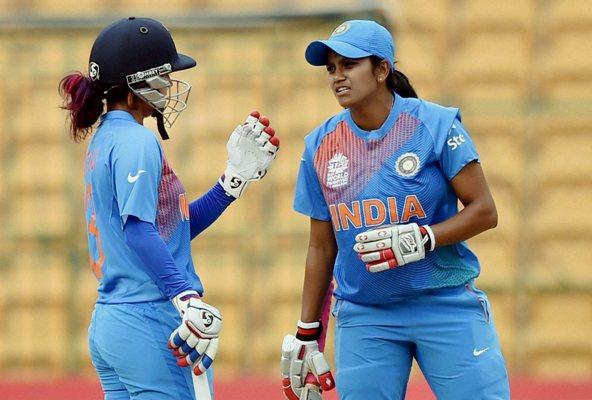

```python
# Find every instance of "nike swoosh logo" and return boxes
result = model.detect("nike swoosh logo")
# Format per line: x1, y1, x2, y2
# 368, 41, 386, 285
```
127, 170, 146, 183
473, 347, 490, 357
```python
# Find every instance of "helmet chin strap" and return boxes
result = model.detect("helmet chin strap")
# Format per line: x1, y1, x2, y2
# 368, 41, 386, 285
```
153, 110, 169, 140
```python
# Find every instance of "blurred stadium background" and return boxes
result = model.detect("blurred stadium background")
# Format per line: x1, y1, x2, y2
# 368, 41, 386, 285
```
0, 0, 591, 399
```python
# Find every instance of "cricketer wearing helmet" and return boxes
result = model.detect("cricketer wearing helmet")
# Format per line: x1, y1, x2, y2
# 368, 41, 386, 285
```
62, 17, 280, 400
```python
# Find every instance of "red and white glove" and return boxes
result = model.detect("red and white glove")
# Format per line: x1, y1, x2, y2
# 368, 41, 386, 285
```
281, 321, 335, 400
353, 223, 435, 272
219, 111, 280, 198
168, 290, 223, 375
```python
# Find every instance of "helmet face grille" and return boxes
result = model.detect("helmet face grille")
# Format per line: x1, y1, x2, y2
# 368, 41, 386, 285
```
128, 65, 191, 128
157, 79, 191, 128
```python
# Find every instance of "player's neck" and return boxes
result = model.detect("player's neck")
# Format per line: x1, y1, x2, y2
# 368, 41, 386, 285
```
107, 104, 147, 126
349, 90, 394, 131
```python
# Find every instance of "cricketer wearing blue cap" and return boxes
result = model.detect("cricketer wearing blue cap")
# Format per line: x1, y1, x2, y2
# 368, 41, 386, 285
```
305, 20, 395, 68
281, 20, 510, 400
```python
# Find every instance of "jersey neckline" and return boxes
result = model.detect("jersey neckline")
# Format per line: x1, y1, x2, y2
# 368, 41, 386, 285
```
101, 110, 139, 124
345, 92, 405, 141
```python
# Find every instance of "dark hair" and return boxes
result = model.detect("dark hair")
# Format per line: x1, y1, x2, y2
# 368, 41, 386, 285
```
370, 56, 418, 98
58, 72, 104, 142
58, 73, 131, 142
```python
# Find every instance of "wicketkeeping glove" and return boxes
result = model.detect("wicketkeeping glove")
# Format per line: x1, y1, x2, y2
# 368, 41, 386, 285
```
281, 321, 335, 400
219, 111, 280, 198
353, 223, 436, 272
168, 290, 223, 375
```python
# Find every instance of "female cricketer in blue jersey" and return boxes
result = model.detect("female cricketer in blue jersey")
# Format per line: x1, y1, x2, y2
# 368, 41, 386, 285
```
59, 17, 279, 400
281, 20, 509, 400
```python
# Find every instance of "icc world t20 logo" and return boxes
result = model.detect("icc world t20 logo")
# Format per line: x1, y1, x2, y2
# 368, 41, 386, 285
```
327, 153, 349, 189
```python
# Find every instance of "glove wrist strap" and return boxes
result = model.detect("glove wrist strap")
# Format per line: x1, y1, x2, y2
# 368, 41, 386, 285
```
421, 225, 436, 252
296, 320, 322, 341
219, 170, 250, 199
172, 290, 200, 314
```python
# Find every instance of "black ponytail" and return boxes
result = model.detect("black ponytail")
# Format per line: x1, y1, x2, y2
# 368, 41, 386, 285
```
388, 69, 418, 98
370, 56, 418, 98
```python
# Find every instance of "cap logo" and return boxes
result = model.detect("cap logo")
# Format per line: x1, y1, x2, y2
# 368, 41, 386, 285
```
89, 62, 100, 81
331, 22, 350, 37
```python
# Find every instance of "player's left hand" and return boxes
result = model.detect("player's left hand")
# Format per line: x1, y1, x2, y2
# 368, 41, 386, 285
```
168, 291, 223, 375
353, 223, 435, 272
281, 321, 335, 400
219, 111, 280, 198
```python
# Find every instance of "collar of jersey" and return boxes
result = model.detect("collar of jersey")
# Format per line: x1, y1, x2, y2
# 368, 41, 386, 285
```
345, 92, 405, 141
101, 110, 139, 124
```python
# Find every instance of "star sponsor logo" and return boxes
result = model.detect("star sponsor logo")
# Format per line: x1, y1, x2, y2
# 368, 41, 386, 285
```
447, 123, 467, 150
395, 152, 420, 178
327, 153, 349, 189
127, 170, 146, 183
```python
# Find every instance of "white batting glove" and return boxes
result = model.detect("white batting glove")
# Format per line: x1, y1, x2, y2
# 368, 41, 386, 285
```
219, 111, 280, 198
168, 290, 223, 375
353, 223, 436, 272
281, 321, 335, 400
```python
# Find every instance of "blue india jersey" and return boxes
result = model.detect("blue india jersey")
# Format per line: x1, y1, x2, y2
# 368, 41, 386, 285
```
83, 110, 202, 303
294, 93, 481, 304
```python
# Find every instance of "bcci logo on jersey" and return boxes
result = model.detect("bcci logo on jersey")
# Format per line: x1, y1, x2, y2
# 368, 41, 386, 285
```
395, 152, 421, 178
327, 153, 349, 189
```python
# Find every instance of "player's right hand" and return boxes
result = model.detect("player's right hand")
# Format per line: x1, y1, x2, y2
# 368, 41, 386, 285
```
219, 111, 280, 198
353, 223, 435, 272
169, 290, 223, 375
281, 321, 335, 400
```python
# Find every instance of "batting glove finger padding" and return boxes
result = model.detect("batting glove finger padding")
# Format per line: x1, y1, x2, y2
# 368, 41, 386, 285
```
169, 292, 222, 374
359, 248, 396, 263
255, 126, 274, 145
354, 223, 435, 272
280, 328, 335, 400
220, 111, 280, 198
192, 338, 219, 376
281, 335, 306, 400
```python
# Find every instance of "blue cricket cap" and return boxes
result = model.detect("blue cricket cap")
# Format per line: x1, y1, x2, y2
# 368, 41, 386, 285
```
305, 20, 395, 69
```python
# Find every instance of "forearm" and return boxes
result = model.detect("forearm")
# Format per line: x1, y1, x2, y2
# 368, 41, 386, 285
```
124, 216, 193, 298
189, 182, 235, 239
300, 244, 336, 323
431, 199, 497, 247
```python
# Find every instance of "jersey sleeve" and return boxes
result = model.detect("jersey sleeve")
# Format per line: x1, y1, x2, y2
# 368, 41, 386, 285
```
112, 133, 163, 225
293, 145, 331, 221
439, 118, 480, 180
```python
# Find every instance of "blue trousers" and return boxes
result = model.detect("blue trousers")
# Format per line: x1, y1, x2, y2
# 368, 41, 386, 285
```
333, 283, 510, 400
88, 301, 214, 400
